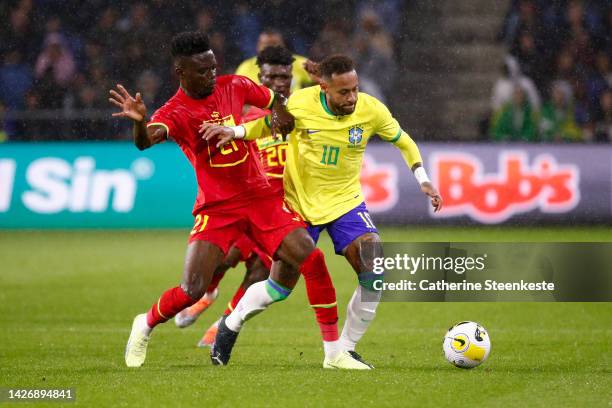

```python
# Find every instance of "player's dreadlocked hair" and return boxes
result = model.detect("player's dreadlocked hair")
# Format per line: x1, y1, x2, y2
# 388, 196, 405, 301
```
319, 55, 355, 78
256, 46, 295, 67
171, 31, 211, 58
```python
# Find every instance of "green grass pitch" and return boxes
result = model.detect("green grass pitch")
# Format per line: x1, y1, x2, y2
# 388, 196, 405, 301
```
1, 227, 610, 407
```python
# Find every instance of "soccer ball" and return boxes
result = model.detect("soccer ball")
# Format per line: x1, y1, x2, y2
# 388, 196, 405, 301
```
443, 321, 491, 369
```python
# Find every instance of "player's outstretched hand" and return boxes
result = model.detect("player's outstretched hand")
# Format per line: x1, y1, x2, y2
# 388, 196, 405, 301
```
421, 181, 443, 212
199, 122, 237, 148
108, 84, 147, 122
303, 59, 321, 84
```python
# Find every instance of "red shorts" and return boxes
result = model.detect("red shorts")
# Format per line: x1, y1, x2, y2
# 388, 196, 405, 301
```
232, 235, 273, 270
188, 194, 305, 260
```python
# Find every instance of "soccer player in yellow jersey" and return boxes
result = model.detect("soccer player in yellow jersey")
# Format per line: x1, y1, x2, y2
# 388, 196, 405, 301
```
235, 29, 312, 92
201, 54, 442, 368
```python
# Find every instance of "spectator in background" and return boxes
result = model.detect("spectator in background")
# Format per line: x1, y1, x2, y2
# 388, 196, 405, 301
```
72, 85, 109, 140
511, 30, 545, 90
1, 7, 39, 65
587, 51, 612, 107
310, 20, 352, 61
351, 7, 397, 101
34, 33, 76, 109
88, 7, 120, 50
0, 50, 32, 110
557, 0, 596, 71
592, 88, 611, 142
235, 29, 312, 91
571, 78, 592, 129
233, 2, 261, 58
491, 85, 539, 141
136, 70, 163, 111
15, 90, 44, 140
114, 39, 150, 88
356, 0, 403, 37
540, 81, 583, 142
499, 0, 543, 49
492, 55, 541, 112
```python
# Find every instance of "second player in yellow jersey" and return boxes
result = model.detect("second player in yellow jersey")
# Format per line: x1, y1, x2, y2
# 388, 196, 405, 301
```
201, 54, 442, 368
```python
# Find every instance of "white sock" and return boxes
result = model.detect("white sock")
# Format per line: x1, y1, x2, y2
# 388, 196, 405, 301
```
225, 280, 275, 332
138, 313, 152, 336
323, 339, 341, 360
339, 285, 381, 351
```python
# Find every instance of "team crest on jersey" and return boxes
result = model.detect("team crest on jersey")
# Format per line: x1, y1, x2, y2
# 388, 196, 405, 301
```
205, 111, 234, 126
348, 126, 364, 146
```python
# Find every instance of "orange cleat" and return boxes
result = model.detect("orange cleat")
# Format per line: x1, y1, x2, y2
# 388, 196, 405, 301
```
174, 288, 218, 328
198, 317, 221, 348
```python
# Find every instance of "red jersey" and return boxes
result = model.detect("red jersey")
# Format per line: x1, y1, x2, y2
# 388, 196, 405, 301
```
243, 106, 287, 196
148, 75, 275, 213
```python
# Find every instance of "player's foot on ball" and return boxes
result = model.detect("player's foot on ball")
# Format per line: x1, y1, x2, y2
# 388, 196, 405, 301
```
198, 317, 221, 348
210, 316, 239, 366
174, 288, 218, 328
323, 350, 373, 370
125, 314, 151, 368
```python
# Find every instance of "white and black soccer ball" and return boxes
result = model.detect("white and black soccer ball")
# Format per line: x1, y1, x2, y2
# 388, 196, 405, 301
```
443, 321, 491, 369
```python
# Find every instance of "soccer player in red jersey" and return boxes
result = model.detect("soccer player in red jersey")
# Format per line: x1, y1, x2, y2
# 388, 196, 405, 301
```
177, 47, 344, 361
109, 32, 359, 368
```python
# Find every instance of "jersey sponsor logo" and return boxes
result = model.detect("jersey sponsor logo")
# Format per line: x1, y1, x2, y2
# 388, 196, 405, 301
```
431, 152, 580, 223
361, 155, 398, 212
348, 126, 364, 146
0, 156, 154, 214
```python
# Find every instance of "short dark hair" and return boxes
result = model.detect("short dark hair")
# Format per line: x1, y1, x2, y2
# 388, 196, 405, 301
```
171, 31, 211, 58
320, 55, 355, 78
256, 46, 295, 67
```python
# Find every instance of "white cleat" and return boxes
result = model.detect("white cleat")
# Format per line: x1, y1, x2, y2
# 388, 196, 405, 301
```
323, 350, 373, 370
125, 314, 151, 367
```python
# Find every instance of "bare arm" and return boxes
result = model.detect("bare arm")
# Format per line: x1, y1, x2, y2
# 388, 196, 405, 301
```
109, 84, 166, 150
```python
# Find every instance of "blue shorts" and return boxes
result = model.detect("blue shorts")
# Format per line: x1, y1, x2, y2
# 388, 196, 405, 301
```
307, 202, 378, 255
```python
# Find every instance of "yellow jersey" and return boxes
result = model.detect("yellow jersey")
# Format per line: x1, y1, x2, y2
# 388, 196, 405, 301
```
244, 85, 422, 225
235, 54, 312, 92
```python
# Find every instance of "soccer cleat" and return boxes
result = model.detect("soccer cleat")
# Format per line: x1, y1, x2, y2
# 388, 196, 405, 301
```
323, 350, 373, 370
174, 288, 218, 328
125, 314, 151, 367
198, 317, 221, 348
210, 316, 239, 366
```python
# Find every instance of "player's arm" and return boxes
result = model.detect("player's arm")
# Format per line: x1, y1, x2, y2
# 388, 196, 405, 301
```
393, 131, 442, 212
239, 75, 294, 136
198, 115, 272, 147
375, 101, 442, 212
109, 84, 166, 150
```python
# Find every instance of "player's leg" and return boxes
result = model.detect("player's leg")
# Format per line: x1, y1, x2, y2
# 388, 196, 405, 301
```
328, 202, 382, 366
125, 239, 225, 367
175, 244, 244, 328
221, 224, 323, 329
212, 197, 362, 367
339, 232, 382, 366
198, 253, 270, 347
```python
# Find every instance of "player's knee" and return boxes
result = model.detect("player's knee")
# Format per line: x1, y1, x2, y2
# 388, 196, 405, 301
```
244, 262, 269, 287
182, 280, 206, 300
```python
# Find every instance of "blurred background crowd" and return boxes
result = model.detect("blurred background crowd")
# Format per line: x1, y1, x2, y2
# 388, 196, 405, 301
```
491, 0, 611, 142
0, 0, 609, 143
